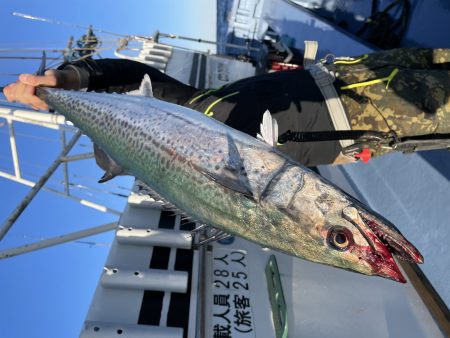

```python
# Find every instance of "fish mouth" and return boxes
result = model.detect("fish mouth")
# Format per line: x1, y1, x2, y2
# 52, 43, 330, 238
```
343, 206, 423, 283
358, 209, 424, 264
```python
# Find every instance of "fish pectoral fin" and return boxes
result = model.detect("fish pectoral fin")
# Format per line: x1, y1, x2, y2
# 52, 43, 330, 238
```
94, 144, 111, 169
256, 110, 278, 147
98, 171, 116, 183
94, 144, 125, 179
201, 167, 255, 200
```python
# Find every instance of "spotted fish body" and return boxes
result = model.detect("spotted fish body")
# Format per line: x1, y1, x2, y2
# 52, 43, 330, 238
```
39, 82, 423, 283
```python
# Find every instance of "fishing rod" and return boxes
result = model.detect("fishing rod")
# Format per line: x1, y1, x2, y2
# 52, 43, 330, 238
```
0, 47, 113, 53
0, 56, 61, 60
13, 12, 128, 38
156, 31, 261, 52
0, 50, 103, 94
13, 11, 254, 55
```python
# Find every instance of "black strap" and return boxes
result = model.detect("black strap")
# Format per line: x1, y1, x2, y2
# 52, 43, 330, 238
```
279, 129, 450, 154
278, 130, 390, 143
391, 134, 450, 153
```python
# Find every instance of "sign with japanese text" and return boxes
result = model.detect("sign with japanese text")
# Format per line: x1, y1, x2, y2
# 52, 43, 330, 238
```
211, 248, 255, 338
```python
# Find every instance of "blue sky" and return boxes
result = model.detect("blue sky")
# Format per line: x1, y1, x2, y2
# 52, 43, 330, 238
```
0, 1, 216, 337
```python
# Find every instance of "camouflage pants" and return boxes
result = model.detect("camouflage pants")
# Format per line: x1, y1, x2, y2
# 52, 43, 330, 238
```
333, 48, 450, 156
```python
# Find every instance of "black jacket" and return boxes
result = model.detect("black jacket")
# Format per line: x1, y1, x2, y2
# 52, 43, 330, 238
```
64, 58, 340, 166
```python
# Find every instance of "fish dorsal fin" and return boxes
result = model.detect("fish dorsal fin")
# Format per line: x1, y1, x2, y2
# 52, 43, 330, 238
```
139, 74, 153, 97
257, 110, 278, 146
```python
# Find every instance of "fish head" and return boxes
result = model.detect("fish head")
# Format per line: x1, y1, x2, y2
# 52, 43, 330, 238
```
282, 172, 423, 283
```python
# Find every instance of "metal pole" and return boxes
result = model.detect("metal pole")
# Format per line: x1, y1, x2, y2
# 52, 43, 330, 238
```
223, 42, 261, 52
0, 107, 73, 130
0, 48, 105, 53
0, 114, 63, 130
159, 32, 261, 52
0, 171, 122, 215
7, 120, 21, 178
60, 153, 95, 162
158, 32, 219, 46
0, 130, 81, 241
0, 222, 117, 259
0, 56, 61, 60
60, 129, 70, 195
0, 47, 61, 53
64, 36, 74, 69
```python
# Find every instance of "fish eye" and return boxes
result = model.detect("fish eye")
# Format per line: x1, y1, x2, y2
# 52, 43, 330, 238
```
328, 227, 353, 251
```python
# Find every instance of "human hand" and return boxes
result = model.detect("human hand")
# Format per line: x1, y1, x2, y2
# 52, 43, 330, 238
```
3, 68, 80, 110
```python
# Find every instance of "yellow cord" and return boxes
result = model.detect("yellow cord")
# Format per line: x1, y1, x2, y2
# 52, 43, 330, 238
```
188, 84, 229, 105
333, 54, 369, 64
188, 89, 215, 105
341, 68, 399, 90
204, 91, 240, 117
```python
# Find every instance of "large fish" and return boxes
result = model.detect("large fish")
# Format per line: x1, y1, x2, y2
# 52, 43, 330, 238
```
37, 75, 423, 283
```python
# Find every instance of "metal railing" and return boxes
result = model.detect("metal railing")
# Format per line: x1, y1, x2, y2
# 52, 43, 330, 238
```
0, 105, 124, 258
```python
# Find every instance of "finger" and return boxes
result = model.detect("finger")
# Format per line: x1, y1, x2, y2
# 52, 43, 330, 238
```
3, 83, 14, 101
6, 81, 47, 109
19, 73, 58, 87
20, 89, 48, 110
14, 80, 35, 103
3, 83, 22, 102
28, 96, 48, 110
